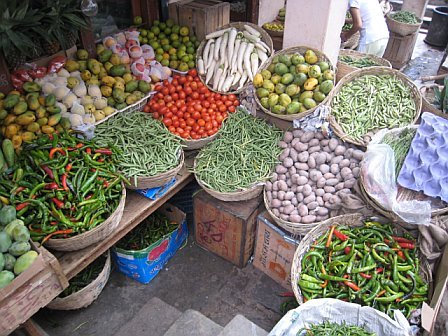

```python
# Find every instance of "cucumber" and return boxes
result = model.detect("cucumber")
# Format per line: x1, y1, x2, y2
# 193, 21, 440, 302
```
1, 139, 14, 167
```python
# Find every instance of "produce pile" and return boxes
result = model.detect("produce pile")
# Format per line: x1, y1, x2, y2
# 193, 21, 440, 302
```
94, 111, 182, 186
298, 221, 428, 318
194, 107, 282, 193
0, 205, 37, 289
331, 74, 417, 143
390, 11, 421, 24
144, 69, 239, 140
197, 24, 272, 93
116, 211, 178, 251
266, 130, 363, 224
381, 127, 416, 178
262, 21, 284, 33
299, 321, 375, 336
0, 132, 126, 243
254, 50, 334, 115
338, 55, 382, 69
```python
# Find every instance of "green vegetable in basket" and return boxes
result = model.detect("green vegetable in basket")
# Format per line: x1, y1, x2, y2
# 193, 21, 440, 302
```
390, 11, 421, 24
433, 77, 448, 114
298, 321, 376, 336
381, 127, 416, 178
339, 55, 381, 69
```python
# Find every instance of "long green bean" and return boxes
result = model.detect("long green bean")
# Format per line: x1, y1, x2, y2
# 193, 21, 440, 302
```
331, 75, 416, 142
381, 128, 416, 178
298, 321, 376, 336
391, 11, 421, 24
194, 108, 282, 192
339, 56, 381, 69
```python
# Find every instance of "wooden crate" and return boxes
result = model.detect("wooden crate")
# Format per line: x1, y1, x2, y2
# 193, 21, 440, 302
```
252, 212, 300, 290
193, 189, 263, 268
383, 31, 419, 69
168, 0, 230, 41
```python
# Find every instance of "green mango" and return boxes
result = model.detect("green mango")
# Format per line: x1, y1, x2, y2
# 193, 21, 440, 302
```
14, 250, 38, 275
115, 102, 127, 110
138, 80, 151, 93
0, 253, 4, 271
48, 113, 62, 127
109, 64, 126, 77
3, 254, 16, 271
0, 206, 16, 226
8, 241, 30, 257
46, 105, 61, 114
0, 232, 12, 253
22, 82, 41, 93
3, 94, 20, 110
0, 270, 14, 289
113, 88, 126, 104
98, 49, 113, 63
45, 93, 56, 107
12, 101, 28, 115
286, 102, 301, 114
125, 80, 138, 93
272, 105, 286, 114
12, 225, 30, 243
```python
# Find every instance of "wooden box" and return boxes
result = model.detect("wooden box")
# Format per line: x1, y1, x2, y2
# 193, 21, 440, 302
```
168, 0, 230, 41
193, 190, 262, 268
383, 31, 419, 69
253, 212, 300, 290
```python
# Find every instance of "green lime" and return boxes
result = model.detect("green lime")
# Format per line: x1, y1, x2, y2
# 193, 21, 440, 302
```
166, 19, 174, 28
186, 47, 194, 54
164, 28, 172, 35
153, 20, 160, 26
181, 55, 189, 62
155, 54, 163, 62
188, 60, 195, 69
151, 26, 160, 35
159, 22, 167, 30
161, 59, 169, 66
162, 44, 171, 52
172, 25, 180, 34
156, 47, 164, 55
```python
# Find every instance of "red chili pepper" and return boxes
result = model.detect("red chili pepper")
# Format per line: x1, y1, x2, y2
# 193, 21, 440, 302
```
50, 221, 58, 226
344, 281, 360, 291
359, 272, 372, 279
52, 198, 64, 209
398, 242, 415, 249
65, 164, 72, 172
48, 134, 54, 140
85, 194, 94, 200
333, 229, 349, 241
61, 173, 69, 192
395, 249, 405, 260
94, 148, 113, 155
86, 147, 92, 154
392, 236, 414, 244
97, 158, 105, 163
279, 292, 295, 297
377, 290, 387, 298
13, 186, 26, 195
376, 267, 384, 273
45, 182, 59, 190
49, 147, 65, 159
76, 143, 84, 149
344, 246, 351, 255
41, 228, 74, 244
41, 165, 54, 179
16, 202, 30, 211
103, 180, 110, 188
384, 238, 391, 244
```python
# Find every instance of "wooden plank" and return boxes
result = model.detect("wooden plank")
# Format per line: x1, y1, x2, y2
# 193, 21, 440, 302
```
247, 0, 259, 24
58, 167, 193, 281
22, 320, 49, 336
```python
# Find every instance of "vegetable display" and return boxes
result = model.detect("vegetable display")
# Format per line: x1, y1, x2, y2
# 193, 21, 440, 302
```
94, 111, 182, 186
0, 132, 126, 243
390, 11, 421, 24
194, 107, 282, 193
116, 211, 178, 250
0, 205, 38, 289
433, 77, 448, 113
338, 56, 382, 69
298, 321, 375, 336
144, 69, 239, 140
298, 221, 428, 318
331, 74, 417, 143
381, 128, 416, 178
254, 50, 334, 115
197, 25, 272, 93
266, 130, 363, 224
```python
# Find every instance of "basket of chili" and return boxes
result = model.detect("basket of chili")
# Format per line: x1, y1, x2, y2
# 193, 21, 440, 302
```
291, 216, 432, 321
47, 251, 111, 310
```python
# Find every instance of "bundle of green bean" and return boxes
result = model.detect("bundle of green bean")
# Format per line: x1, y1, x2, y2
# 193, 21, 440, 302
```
339, 56, 381, 69
60, 255, 107, 298
331, 75, 416, 142
194, 107, 282, 192
391, 11, 421, 24
381, 128, 416, 178
298, 321, 376, 336
94, 112, 182, 186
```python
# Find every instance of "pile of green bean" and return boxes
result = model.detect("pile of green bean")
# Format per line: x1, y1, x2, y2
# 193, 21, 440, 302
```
331, 75, 416, 142
391, 11, 421, 24
339, 56, 381, 69
381, 128, 416, 178
94, 112, 182, 186
194, 108, 282, 193
298, 321, 376, 336
116, 211, 177, 250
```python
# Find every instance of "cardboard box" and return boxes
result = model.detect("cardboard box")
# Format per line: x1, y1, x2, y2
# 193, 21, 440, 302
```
194, 190, 263, 268
253, 212, 300, 290
112, 204, 188, 284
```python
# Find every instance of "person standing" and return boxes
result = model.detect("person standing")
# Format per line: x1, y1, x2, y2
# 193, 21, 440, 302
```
341, 0, 390, 57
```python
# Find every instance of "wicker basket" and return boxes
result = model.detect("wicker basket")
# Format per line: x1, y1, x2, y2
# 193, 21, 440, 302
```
327, 67, 422, 147
386, 13, 422, 37
44, 186, 126, 251
341, 31, 360, 50
196, 21, 274, 95
291, 215, 432, 305
126, 150, 184, 190
263, 21, 284, 38
420, 84, 444, 116
47, 251, 111, 310
182, 132, 219, 151
336, 49, 392, 82
254, 46, 335, 122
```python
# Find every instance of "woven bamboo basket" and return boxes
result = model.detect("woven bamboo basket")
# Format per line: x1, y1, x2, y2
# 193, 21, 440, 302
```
47, 251, 111, 310
181, 132, 219, 151
327, 67, 422, 147
386, 13, 422, 37
291, 215, 432, 305
126, 150, 184, 190
44, 186, 126, 251
196, 21, 274, 95
336, 49, 392, 82
341, 31, 360, 50
254, 46, 335, 121
263, 21, 284, 38
420, 84, 445, 116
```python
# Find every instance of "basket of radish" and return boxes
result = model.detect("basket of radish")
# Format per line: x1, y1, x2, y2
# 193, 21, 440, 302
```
196, 22, 274, 94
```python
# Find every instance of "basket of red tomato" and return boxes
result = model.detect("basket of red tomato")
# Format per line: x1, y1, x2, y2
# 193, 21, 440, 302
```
143, 69, 240, 150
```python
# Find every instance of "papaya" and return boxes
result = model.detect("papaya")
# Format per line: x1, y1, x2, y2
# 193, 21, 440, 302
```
98, 49, 113, 63
0, 270, 14, 289
21, 132, 35, 143
0, 253, 3, 271
101, 76, 116, 88
14, 250, 38, 275
4, 219, 23, 236
45, 94, 56, 107
46, 105, 61, 114
3, 94, 20, 110
109, 64, 126, 77
0, 232, 12, 252
38, 96, 45, 106
113, 88, 126, 104
15, 111, 36, 126
12, 101, 28, 115
0, 109, 7, 120
60, 117, 71, 130
27, 96, 40, 111
3, 254, 15, 271
5, 124, 19, 139
25, 92, 39, 100
37, 117, 48, 127
22, 82, 41, 93
35, 106, 46, 119
41, 125, 55, 134
26, 122, 40, 133
11, 135, 22, 149
3, 114, 16, 126
1, 139, 14, 167
8, 241, 31, 257
125, 80, 138, 93
47, 113, 62, 127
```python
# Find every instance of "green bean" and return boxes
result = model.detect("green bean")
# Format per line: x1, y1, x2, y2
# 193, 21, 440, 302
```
381, 127, 416, 178
194, 108, 282, 193
298, 320, 376, 336
390, 11, 421, 24
339, 55, 381, 69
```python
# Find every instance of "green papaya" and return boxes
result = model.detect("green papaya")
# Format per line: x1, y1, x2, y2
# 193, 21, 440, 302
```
0, 232, 12, 253
8, 241, 31, 257
46, 105, 61, 114
47, 113, 62, 127
0, 270, 14, 289
109, 64, 126, 77
27, 95, 40, 111
113, 88, 126, 104
4, 219, 24, 237
98, 49, 113, 63
3, 94, 20, 110
25, 92, 39, 100
0, 253, 3, 271
45, 93, 56, 107
12, 101, 28, 115
12, 225, 30, 243
0, 205, 16, 226
0, 109, 8, 120
22, 82, 41, 93
15, 111, 36, 126
3, 253, 15, 271
138, 80, 151, 94
14, 250, 37, 275
125, 80, 138, 93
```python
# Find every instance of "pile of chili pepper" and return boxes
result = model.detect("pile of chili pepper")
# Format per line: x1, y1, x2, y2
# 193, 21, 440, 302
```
60, 254, 107, 298
116, 211, 178, 251
0, 132, 127, 243
298, 221, 428, 318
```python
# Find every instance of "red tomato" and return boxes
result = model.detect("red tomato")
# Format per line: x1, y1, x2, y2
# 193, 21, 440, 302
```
191, 92, 199, 100
192, 111, 201, 120
172, 93, 179, 101
185, 87, 193, 96
188, 69, 197, 77
168, 126, 176, 133
152, 103, 160, 111
164, 95, 173, 103
203, 101, 210, 108
153, 112, 160, 120
216, 114, 224, 123
186, 75, 194, 82
161, 87, 169, 96
160, 107, 168, 115
178, 76, 186, 84
186, 118, 195, 126
163, 118, 173, 127
221, 95, 228, 102
207, 129, 216, 136
198, 119, 205, 127
225, 100, 233, 107
219, 104, 227, 112
228, 106, 236, 113
173, 120, 180, 127
179, 91, 186, 99
190, 81, 198, 91
233, 99, 240, 106
143, 104, 151, 113
172, 79, 179, 86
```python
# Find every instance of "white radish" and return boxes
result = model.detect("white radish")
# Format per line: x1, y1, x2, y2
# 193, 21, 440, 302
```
238, 70, 248, 89
227, 28, 237, 62
243, 43, 255, 80
255, 42, 268, 53
220, 32, 229, 61
244, 24, 261, 38
236, 40, 248, 74
214, 35, 222, 60
213, 64, 224, 91
258, 40, 270, 53
250, 52, 258, 79
205, 28, 230, 40
197, 57, 205, 76
232, 71, 241, 86
256, 48, 268, 64
202, 39, 214, 68
243, 31, 260, 43
231, 37, 242, 71
217, 61, 229, 91
205, 59, 217, 84
222, 73, 235, 92
206, 44, 215, 70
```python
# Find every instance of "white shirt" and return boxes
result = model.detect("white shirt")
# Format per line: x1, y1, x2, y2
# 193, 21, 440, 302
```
349, 0, 389, 45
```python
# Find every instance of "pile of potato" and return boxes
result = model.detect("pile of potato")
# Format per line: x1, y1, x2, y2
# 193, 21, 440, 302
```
265, 130, 364, 224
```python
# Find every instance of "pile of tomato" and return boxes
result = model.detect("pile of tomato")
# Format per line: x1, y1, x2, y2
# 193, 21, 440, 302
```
143, 69, 239, 140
